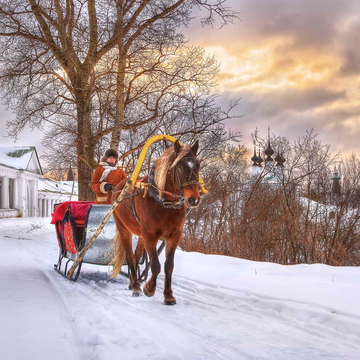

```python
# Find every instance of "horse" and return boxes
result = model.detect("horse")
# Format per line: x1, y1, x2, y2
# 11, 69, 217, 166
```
111, 140, 201, 305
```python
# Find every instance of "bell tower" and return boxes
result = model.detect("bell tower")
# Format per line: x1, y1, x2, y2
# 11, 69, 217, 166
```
332, 167, 341, 197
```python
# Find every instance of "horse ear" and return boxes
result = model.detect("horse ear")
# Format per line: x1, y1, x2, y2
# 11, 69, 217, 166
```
174, 140, 182, 154
191, 140, 199, 155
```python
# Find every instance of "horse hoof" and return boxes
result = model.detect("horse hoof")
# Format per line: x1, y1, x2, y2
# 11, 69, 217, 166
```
132, 289, 142, 297
128, 284, 133, 290
164, 299, 176, 306
143, 287, 155, 297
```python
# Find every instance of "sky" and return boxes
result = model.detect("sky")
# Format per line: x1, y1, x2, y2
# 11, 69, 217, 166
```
1, 217, 360, 359
182, 0, 360, 156
0, 105, 46, 153
1, 0, 360, 158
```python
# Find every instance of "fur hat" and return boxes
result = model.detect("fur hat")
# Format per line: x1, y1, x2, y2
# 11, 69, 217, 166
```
101, 148, 119, 163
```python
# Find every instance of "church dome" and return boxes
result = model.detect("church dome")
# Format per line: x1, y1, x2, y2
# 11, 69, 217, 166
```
264, 140, 275, 157
264, 126, 274, 159
275, 152, 282, 162
251, 147, 259, 163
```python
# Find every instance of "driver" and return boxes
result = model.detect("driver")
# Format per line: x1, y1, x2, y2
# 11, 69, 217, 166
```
91, 149, 126, 204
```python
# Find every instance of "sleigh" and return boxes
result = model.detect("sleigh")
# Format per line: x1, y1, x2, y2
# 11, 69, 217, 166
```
52, 201, 160, 281
53, 135, 208, 283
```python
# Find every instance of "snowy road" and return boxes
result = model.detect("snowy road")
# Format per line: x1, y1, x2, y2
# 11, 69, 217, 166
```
1, 218, 359, 360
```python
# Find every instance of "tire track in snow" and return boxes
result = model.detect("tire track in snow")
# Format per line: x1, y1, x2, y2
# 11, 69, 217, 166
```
54, 270, 240, 360
171, 276, 360, 351
51, 269, 360, 360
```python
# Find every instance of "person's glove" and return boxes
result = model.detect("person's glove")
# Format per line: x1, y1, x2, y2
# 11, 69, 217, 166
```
104, 183, 115, 192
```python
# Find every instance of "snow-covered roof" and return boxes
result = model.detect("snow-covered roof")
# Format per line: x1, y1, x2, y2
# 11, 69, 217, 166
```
0, 146, 42, 174
38, 178, 78, 195
300, 196, 358, 222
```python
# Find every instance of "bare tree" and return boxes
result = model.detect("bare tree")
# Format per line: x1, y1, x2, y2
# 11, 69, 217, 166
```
298, 154, 360, 266
182, 142, 249, 253
182, 130, 360, 266
0, 0, 238, 200
40, 38, 241, 181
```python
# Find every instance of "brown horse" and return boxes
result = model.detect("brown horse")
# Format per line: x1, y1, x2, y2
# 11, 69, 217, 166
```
111, 140, 201, 305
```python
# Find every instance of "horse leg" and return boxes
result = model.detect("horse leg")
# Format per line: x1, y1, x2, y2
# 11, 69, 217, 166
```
143, 237, 161, 297
119, 228, 142, 296
163, 233, 181, 305
134, 236, 145, 266
112, 212, 142, 296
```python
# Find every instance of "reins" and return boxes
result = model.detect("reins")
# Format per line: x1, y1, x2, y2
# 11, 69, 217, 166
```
149, 183, 183, 199
112, 182, 182, 199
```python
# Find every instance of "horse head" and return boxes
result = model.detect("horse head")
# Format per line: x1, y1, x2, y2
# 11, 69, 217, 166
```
172, 140, 201, 209
154, 140, 201, 209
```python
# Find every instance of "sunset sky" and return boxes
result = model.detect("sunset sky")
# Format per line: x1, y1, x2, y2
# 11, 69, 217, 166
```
1, 0, 360, 158
183, 0, 360, 156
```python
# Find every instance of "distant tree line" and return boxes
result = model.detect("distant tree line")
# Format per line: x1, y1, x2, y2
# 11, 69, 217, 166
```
182, 130, 360, 266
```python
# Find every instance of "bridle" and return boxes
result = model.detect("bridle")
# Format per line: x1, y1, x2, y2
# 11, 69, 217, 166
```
175, 156, 200, 187
170, 156, 201, 208
145, 154, 202, 210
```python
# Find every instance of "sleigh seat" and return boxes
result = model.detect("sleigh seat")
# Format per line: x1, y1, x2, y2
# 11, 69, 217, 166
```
52, 201, 94, 256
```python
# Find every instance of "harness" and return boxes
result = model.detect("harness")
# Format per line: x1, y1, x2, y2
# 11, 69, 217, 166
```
148, 165, 185, 209
116, 156, 201, 224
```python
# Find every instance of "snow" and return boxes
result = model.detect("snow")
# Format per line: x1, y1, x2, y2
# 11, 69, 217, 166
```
38, 178, 78, 196
1, 217, 359, 360
0, 146, 34, 170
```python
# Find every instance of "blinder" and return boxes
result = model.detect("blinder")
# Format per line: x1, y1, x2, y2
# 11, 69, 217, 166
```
174, 156, 200, 190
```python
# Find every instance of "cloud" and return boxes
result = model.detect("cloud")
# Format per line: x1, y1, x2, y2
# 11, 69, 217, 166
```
340, 49, 360, 76
251, 0, 347, 48
183, 0, 360, 156
265, 88, 346, 114
336, 16, 360, 76
188, 0, 357, 48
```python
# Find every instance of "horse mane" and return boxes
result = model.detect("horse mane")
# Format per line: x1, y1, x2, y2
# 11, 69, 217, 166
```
154, 144, 191, 198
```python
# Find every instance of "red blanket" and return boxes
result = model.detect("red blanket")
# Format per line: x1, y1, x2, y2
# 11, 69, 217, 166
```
51, 201, 94, 224
70, 203, 93, 221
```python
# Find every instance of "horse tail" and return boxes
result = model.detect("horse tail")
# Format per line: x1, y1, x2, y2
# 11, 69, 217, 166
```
110, 229, 126, 279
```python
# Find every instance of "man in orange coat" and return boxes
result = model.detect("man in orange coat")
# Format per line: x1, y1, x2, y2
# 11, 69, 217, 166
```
91, 149, 127, 204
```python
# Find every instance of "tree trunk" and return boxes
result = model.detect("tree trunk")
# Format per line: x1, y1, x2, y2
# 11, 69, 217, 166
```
76, 86, 96, 201
110, 19, 125, 151
77, 150, 95, 201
